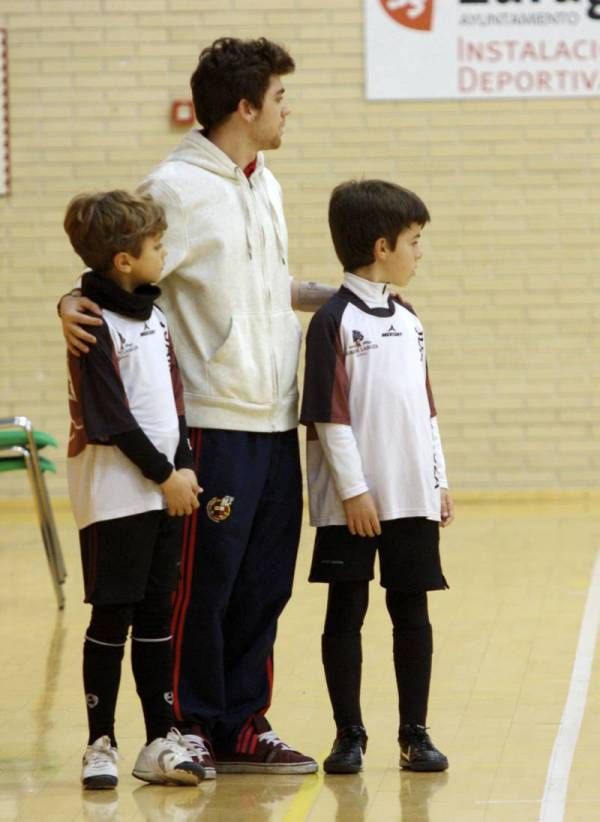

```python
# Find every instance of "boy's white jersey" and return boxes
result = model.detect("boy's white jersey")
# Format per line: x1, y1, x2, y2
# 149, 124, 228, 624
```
300, 274, 443, 527
67, 306, 182, 529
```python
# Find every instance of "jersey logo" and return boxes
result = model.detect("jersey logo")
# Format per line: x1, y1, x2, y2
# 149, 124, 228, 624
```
206, 495, 235, 523
346, 329, 379, 357
381, 324, 402, 337
116, 331, 138, 358
140, 321, 155, 337
415, 328, 424, 361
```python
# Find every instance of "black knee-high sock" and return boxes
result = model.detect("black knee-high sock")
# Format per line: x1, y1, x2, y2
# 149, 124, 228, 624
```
322, 632, 363, 729
322, 581, 369, 730
131, 637, 174, 744
386, 590, 433, 727
131, 594, 175, 744
84, 604, 131, 747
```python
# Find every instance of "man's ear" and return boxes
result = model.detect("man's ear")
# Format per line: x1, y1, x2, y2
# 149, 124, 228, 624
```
112, 251, 132, 273
237, 97, 258, 123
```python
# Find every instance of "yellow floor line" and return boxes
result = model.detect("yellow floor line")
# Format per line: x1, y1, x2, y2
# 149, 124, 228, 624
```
283, 750, 328, 822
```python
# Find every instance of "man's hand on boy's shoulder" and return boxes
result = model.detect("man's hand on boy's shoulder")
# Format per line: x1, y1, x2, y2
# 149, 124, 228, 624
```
440, 489, 455, 528
59, 292, 104, 357
343, 492, 382, 538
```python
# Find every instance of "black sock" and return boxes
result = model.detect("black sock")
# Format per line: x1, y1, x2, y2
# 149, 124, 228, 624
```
131, 636, 174, 744
322, 632, 364, 729
386, 590, 433, 727
393, 626, 432, 726
322, 581, 369, 730
131, 593, 175, 744
83, 636, 125, 748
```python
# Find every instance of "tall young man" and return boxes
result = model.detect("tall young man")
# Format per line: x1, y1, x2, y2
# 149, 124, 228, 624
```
60, 37, 333, 776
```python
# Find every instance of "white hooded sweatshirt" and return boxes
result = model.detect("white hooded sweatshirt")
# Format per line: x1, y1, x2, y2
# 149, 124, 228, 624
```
138, 129, 302, 432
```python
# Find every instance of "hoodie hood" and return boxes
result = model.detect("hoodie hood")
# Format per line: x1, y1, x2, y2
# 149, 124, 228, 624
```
161, 129, 285, 264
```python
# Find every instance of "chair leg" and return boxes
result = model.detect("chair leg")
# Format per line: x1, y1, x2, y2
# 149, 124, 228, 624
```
21, 425, 67, 588
32, 463, 67, 584
21, 449, 66, 610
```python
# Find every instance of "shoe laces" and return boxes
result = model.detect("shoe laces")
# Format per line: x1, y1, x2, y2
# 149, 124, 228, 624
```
166, 728, 198, 759
184, 733, 212, 758
402, 724, 433, 750
335, 726, 367, 753
257, 730, 291, 750
84, 737, 119, 769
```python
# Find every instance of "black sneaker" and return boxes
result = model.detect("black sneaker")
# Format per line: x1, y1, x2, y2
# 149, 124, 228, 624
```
323, 725, 368, 774
399, 724, 448, 772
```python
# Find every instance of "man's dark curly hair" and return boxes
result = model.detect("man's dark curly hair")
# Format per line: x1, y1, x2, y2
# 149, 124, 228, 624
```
191, 37, 295, 131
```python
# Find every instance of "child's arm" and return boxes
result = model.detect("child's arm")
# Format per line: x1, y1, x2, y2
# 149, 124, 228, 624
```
431, 416, 454, 527
290, 279, 337, 312
314, 422, 381, 537
164, 321, 202, 501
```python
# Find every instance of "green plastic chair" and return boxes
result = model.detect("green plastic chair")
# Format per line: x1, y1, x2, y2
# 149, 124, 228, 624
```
0, 417, 66, 609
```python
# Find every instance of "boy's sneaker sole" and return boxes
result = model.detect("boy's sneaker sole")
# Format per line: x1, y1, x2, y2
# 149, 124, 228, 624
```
82, 774, 118, 790
400, 751, 448, 772
215, 759, 318, 775
132, 763, 201, 785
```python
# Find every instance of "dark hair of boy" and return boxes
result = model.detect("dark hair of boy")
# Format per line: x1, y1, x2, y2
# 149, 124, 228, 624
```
63, 191, 167, 274
328, 179, 431, 273
190, 37, 295, 132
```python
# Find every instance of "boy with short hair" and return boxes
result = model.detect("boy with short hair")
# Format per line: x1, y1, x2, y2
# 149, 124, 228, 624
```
300, 179, 454, 774
63, 190, 205, 789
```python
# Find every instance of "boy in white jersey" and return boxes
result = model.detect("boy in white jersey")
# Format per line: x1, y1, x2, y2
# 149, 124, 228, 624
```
63, 191, 205, 789
300, 180, 455, 774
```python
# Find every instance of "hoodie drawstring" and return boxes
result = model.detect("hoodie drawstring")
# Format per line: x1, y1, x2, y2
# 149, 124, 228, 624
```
235, 166, 254, 261
254, 173, 287, 267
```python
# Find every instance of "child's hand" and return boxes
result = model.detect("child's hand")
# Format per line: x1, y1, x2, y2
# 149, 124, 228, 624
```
440, 489, 455, 528
343, 492, 381, 538
177, 467, 202, 497
160, 469, 201, 516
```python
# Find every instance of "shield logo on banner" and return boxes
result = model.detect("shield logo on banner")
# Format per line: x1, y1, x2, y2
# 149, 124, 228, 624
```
379, 0, 434, 31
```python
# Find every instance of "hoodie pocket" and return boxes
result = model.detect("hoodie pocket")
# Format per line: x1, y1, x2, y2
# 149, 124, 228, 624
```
206, 314, 273, 405
273, 310, 303, 399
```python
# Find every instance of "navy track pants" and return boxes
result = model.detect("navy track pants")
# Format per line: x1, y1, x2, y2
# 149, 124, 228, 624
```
171, 428, 303, 750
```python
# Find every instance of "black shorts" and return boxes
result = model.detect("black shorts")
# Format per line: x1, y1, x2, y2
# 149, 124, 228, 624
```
309, 517, 448, 591
79, 509, 183, 605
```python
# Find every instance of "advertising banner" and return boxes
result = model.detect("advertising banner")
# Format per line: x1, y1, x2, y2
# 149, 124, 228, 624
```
1, 29, 8, 196
365, 0, 600, 100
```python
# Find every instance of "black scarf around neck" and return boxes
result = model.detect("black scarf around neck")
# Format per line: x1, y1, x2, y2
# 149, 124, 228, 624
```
81, 271, 161, 321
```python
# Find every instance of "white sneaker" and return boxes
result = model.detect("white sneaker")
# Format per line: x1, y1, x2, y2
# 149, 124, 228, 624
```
81, 736, 119, 790
132, 728, 206, 785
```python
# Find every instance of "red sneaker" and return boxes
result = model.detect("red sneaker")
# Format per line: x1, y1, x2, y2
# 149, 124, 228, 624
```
215, 716, 318, 774
181, 727, 217, 780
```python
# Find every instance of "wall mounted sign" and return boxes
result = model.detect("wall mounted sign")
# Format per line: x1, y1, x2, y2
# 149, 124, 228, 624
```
365, 0, 600, 100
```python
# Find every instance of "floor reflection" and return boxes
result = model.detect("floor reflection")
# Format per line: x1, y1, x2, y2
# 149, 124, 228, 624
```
323, 773, 369, 821
398, 770, 449, 821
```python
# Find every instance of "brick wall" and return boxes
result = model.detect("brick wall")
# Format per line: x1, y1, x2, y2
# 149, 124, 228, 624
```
1, 0, 599, 496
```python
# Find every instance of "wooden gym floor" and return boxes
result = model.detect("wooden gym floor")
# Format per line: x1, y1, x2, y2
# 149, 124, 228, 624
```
1, 493, 599, 821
